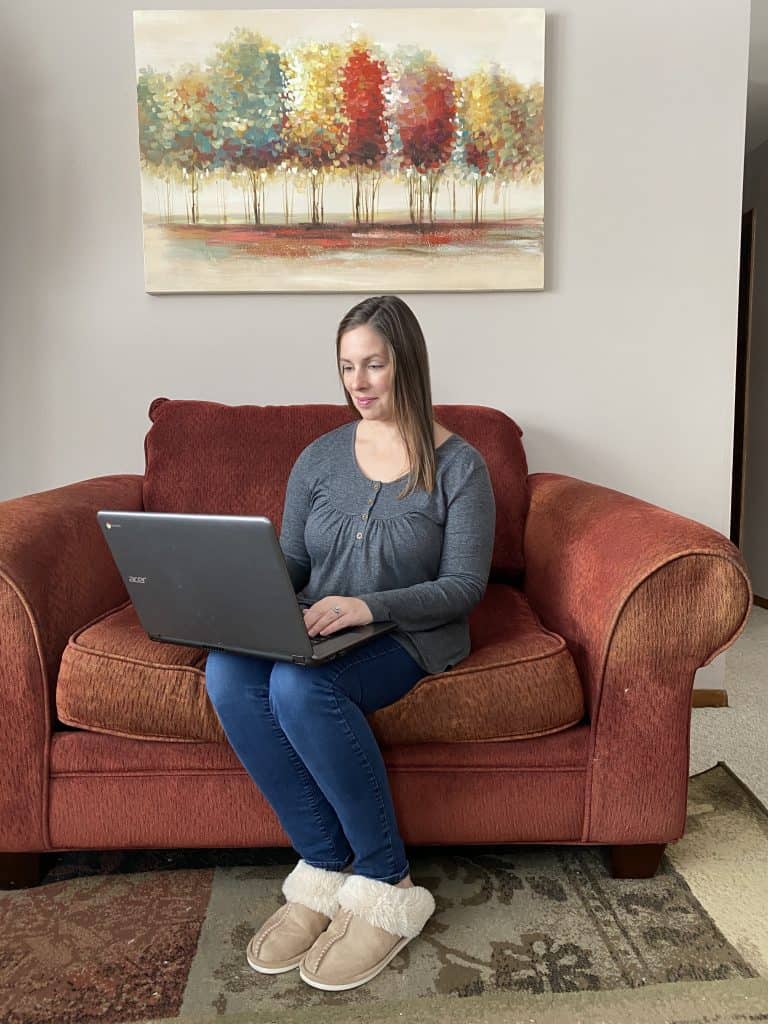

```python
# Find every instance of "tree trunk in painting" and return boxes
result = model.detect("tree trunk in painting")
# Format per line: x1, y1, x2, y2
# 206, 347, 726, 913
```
353, 168, 362, 224
248, 170, 261, 225
190, 168, 197, 225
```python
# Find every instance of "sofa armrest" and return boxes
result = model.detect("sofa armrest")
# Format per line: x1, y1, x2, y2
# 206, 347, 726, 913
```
523, 472, 752, 843
0, 474, 143, 850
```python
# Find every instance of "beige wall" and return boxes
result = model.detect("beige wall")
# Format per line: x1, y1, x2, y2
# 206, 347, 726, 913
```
0, 1, 752, 687
742, 140, 768, 600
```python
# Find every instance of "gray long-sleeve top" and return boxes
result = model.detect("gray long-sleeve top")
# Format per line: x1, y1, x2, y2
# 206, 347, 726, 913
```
278, 420, 496, 675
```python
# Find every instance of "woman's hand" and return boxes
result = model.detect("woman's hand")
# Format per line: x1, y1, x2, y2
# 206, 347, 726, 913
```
303, 596, 373, 637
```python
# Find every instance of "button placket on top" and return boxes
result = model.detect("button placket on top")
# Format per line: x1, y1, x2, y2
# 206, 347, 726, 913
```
357, 481, 380, 540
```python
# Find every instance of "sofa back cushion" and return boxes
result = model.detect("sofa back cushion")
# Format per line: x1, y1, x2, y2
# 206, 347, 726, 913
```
142, 398, 529, 579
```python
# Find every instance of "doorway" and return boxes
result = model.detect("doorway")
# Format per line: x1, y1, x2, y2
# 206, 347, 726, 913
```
731, 208, 755, 548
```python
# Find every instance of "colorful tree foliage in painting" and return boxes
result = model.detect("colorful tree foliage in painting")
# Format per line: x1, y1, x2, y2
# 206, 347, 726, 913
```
137, 28, 543, 226
209, 29, 288, 225
341, 42, 389, 224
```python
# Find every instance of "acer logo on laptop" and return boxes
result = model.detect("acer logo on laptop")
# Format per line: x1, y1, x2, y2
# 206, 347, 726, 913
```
128, 576, 147, 584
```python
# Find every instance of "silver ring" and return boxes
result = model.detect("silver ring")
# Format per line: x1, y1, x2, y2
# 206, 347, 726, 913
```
332, 605, 342, 616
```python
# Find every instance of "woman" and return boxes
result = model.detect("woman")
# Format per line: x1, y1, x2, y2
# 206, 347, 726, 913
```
205, 294, 496, 992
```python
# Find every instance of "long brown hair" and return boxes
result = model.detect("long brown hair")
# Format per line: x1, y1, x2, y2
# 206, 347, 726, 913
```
336, 295, 439, 497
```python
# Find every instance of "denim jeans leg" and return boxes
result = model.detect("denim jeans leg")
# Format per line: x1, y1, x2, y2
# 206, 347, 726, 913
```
268, 634, 426, 884
204, 649, 354, 870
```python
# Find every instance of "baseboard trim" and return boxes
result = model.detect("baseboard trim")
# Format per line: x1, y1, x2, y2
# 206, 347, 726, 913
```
692, 689, 729, 708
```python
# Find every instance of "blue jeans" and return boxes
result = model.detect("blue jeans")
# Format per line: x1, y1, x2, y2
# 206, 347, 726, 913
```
204, 633, 426, 884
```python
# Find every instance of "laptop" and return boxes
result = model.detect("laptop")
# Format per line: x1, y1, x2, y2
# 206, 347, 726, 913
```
96, 510, 396, 664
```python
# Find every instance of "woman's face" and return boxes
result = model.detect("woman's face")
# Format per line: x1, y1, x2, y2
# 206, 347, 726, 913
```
339, 324, 395, 422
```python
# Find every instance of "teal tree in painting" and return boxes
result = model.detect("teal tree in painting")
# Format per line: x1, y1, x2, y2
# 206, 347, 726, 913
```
137, 68, 177, 223
209, 29, 288, 226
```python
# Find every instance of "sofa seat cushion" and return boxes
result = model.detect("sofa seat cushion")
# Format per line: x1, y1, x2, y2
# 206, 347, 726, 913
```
56, 603, 216, 742
369, 584, 586, 745
56, 585, 585, 745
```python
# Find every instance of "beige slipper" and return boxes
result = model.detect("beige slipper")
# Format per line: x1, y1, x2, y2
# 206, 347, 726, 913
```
246, 860, 348, 974
299, 874, 435, 991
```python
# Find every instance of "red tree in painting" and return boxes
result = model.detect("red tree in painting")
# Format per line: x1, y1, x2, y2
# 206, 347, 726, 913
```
394, 51, 457, 223
341, 44, 389, 223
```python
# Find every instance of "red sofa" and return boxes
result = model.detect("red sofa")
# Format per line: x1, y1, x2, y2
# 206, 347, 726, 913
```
0, 399, 752, 888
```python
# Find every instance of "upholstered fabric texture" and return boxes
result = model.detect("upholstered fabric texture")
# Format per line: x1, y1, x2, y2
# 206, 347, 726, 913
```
47, 724, 591, 849
522, 473, 753, 720
0, 474, 143, 851
55, 584, 585, 746
522, 473, 753, 843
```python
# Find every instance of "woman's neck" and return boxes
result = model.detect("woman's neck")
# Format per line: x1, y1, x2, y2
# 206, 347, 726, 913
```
356, 418, 403, 445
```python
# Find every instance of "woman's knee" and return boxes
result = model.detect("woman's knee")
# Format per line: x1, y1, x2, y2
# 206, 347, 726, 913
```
269, 662, 324, 721
204, 651, 236, 706
205, 650, 266, 707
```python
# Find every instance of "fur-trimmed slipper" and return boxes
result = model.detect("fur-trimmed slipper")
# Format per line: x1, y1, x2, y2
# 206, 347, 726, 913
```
246, 860, 348, 975
299, 874, 436, 991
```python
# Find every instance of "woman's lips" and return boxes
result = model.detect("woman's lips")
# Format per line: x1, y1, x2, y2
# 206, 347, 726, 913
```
356, 397, 377, 406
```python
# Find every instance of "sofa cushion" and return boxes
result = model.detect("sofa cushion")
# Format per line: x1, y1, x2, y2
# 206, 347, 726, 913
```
142, 398, 529, 581
56, 585, 585, 745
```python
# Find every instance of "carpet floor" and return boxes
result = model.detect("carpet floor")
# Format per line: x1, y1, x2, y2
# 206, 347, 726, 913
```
3, 763, 767, 1024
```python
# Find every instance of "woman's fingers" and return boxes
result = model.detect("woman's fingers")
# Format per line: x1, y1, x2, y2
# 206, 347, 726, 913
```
318, 609, 347, 635
305, 603, 344, 636
305, 597, 369, 636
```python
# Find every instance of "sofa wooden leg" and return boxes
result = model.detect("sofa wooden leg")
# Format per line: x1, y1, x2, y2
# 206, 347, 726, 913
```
608, 843, 666, 878
0, 852, 54, 889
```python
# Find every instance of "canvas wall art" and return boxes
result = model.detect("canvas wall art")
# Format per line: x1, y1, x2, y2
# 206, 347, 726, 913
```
133, 8, 545, 293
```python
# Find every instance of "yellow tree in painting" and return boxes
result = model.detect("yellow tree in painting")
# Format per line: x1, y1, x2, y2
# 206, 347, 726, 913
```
460, 66, 544, 222
282, 42, 349, 224
514, 82, 544, 184
459, 66, 506, 223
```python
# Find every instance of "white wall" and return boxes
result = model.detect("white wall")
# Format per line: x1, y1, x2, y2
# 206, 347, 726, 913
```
0, 1, 751, 687
742, 139, 768, 600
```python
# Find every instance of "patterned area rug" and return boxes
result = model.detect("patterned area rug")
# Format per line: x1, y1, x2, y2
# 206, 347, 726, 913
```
2, 762, 767, 1024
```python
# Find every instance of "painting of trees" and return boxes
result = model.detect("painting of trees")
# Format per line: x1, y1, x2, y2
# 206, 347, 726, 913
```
136, 26, 543, 227
134, 10, 545, 292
